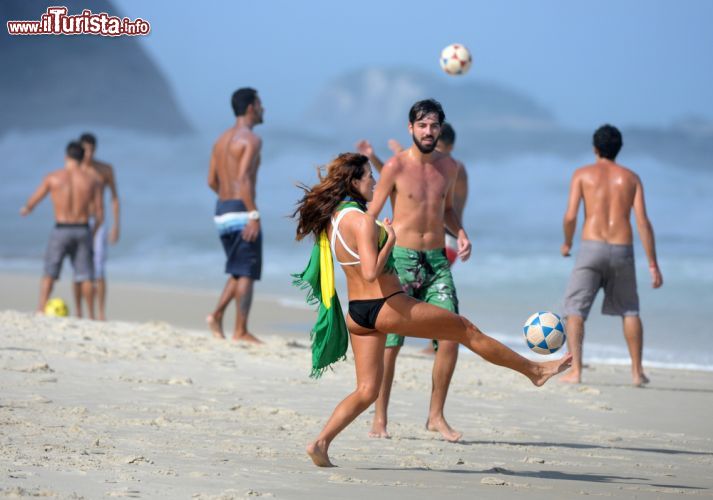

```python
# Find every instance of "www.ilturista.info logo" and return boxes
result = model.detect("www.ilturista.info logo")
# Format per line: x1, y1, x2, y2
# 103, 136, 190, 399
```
7, 6, 151, 36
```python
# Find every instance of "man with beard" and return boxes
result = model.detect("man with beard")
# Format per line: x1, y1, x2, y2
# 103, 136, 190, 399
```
367, 99, 472, 441
357, 121, 469, 267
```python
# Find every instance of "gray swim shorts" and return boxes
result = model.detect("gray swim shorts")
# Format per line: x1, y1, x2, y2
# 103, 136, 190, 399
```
563, 240, 639, 320
44, 223, 94, 282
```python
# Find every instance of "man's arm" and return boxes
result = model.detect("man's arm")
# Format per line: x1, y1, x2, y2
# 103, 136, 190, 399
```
632, 176, 663, 288
20, 175, 51, 216
234, 137, 261, 242
387, 139, 404, 156
92, 178, 104, 239
561, 171, 582, 257
355, 140, 385, 173
443, 168, 471, 261
105, 166, 120, 243
367, 158, 398, 219
453, 162, 468, 220
207, 146, 219, 194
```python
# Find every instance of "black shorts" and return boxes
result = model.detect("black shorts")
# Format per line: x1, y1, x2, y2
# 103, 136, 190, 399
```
213, 199, 262, 280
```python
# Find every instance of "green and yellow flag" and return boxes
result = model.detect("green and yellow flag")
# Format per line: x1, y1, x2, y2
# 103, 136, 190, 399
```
292, 230, 349, 378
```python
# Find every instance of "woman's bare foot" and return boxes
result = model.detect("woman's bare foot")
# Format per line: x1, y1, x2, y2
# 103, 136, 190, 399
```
231, 331, 263, 344
426, 416, 462, 442
306, 440, 334, 467
530, 353, 573, 387
206, 314, 225, 339
368, 422, 391, 439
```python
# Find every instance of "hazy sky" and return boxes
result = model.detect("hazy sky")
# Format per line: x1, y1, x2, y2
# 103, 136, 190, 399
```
114, 0, 713, 132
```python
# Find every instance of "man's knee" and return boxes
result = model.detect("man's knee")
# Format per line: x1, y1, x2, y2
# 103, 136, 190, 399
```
566, 315, 585, 328
234, 276, 254, 293
622, 314, 642, 329
436, 339, 459, 357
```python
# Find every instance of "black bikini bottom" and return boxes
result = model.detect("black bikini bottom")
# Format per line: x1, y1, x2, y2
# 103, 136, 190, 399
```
348, 291, 405, 330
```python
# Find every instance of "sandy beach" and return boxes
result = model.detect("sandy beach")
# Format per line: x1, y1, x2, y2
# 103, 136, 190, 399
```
1, 273, 712, 499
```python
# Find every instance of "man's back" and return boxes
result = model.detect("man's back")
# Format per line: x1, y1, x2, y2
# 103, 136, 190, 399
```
560, 124, 661, 386
211, 127, 260, 201
47, 167, 98, 223
576, 159, 639, 245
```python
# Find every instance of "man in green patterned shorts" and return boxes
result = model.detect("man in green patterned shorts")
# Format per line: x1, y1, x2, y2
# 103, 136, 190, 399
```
367, 99, 471, 442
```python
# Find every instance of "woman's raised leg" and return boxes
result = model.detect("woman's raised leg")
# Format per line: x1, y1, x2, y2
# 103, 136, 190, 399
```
376, 294, 571, 386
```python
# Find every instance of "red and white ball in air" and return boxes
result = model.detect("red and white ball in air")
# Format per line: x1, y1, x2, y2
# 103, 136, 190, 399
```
440, 43, 472, 76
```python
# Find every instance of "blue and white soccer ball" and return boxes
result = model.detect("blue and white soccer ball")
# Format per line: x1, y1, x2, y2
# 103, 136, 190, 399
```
523, 311, 566, 355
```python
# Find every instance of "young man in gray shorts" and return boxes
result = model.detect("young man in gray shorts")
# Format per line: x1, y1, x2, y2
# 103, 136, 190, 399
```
20, 141, 103, 318
560, 125, 663, 386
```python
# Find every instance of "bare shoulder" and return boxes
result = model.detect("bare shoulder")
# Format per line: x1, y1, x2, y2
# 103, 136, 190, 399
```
94, 159, 113, 170
336, 205, 367, 225
614, 162, 639, 180
236, 128, 262, 146
213, 128, 231, 149
228, 128, 261, 154
572, 163, 597, 181
94, 160, 114, 178
435, 151, 459, 175
343, 208, 374, 233
47, 168, 65, 183
575, 162, 596, 174
454, 158, 467, 176
249, 130, 263, 148
382, 152, 405, 175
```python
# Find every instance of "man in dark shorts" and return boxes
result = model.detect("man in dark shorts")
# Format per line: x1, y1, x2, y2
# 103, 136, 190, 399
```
367, 100, 472, 442
20, 141, 103, 318
560, 124, 663, 386
206, 88, 264, 343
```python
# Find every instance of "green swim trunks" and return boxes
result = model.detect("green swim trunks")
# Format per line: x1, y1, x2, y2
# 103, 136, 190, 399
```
385, 246, 459, 348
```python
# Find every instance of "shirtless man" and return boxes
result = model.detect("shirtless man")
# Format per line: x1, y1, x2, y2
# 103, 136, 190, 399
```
560, 124, 663, 386
358, 122, 469, 266
367, 100, 472, 441
20, 141, 103, 318
358, 123, 469, 357
206, 87, 264, 343
72, 133, 120, 321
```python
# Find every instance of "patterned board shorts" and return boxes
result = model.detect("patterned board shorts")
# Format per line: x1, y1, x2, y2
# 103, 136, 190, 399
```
385, 246, 459, 348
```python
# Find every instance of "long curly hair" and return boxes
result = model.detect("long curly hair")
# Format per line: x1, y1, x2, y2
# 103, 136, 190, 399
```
294, 153, 369, 241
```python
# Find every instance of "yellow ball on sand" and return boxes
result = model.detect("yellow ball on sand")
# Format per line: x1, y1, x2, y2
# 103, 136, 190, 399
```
44, 297, 69, 317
